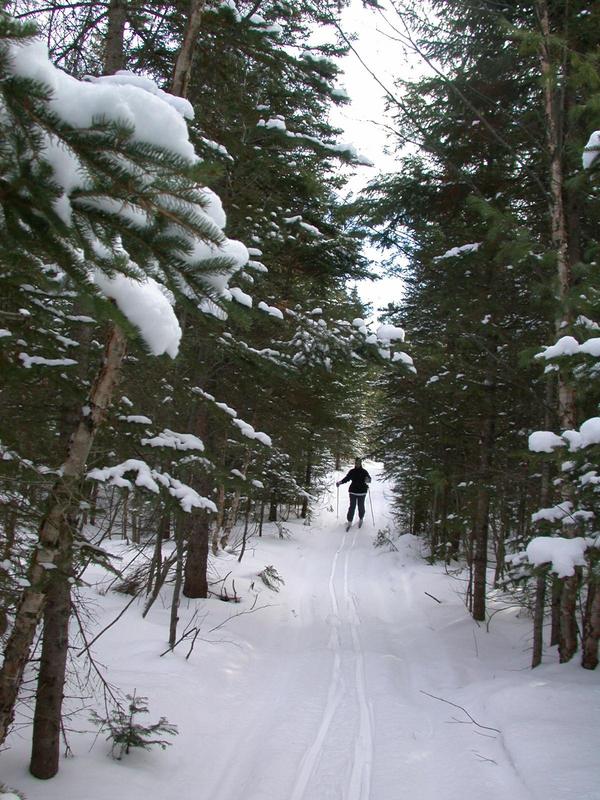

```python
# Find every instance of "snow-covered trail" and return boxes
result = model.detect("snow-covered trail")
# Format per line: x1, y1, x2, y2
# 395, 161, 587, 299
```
191, 467, 530, 800
179, 467, 524, 800
4, 463, 600, 800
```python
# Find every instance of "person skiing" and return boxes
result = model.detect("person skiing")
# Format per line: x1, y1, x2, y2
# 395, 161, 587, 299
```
336, 457, 371, 530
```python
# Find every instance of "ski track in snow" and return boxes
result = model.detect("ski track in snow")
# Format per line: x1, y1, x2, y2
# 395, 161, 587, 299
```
290, 526, 374, 800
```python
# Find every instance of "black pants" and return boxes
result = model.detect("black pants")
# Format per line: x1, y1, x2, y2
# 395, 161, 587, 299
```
347, 493, 366, 522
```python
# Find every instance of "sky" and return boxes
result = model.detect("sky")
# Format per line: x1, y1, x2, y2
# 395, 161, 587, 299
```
331, 0, 409, 319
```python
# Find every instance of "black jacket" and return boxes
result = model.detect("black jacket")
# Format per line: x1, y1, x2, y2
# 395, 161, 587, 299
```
338, 466, 371, 494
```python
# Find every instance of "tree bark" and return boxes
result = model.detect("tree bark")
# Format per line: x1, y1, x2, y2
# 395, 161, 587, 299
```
472, 386, 495, 622
212, 484, 226, 554
103, 0, 128, 75
550, 577, 562, 647
559, 572, 579, 662
537, 0, 579, 663
171, 0, 205, 98
168, 514, 185, 649
182, 512, 210, 598
581, 579, 600, 670
29, 538, 73, 779
532, 572, 547, 669
301, 451, 312, 519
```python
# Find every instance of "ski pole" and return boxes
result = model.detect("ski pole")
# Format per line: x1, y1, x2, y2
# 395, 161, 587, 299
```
368, 487, 375, 525
336, 483, 339, 518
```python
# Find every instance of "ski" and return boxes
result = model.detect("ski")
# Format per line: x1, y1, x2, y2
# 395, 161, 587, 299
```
345, 522, 352, 531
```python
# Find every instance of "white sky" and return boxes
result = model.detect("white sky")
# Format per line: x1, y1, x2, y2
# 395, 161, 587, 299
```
331, 0, 409, 319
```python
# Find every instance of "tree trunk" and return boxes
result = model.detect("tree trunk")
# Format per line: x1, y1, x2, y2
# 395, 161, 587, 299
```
220, 488, 241, 551
212, 484, 226, 554
0, 324, 127, 748
237, 498, 252, 564
168, 514, 185, 649
301, 451, 312, 519
537, 0, 579, 663
269, 490, 278, 522
171, 0, 206, 98
581, 579, 600, 670
559, 572, 579, 663
103, 0, 128, 75
29, 537, 73, 779
1, 505, 17, 561
182, 512, 210, 599
532, 572, 547, 669
550, 577, 562, 647
472, 389, 495, 622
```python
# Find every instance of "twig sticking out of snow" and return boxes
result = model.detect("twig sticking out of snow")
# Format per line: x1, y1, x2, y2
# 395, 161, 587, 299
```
420, 690, 501, 734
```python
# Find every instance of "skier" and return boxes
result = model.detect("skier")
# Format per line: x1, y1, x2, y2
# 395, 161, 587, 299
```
336, 457, 371, 531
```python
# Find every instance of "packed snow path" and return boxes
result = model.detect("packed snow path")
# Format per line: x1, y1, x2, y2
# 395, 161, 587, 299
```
197, 470, 530, 800
4, 464, 599, 800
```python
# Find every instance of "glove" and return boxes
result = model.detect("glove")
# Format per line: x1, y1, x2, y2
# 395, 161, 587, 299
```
335, 481, 340, 487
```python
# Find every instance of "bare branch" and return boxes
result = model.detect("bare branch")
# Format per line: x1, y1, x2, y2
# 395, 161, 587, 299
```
420, 690, 501, 733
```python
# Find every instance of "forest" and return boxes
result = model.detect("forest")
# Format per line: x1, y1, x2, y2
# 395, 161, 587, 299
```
0, 1, 599, 797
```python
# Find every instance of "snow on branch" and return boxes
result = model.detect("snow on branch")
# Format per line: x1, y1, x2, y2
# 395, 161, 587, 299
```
141, 430, 205, 451
529, 418, 600, 453
583, 131, 600, 170
232, 418, 272, 447
6, 39, 251, 354
433, 243, 481, 261
92, 272, 181, 358
524, 536, 589, 578
87, 460, 216, 513
191, 387, 272, 447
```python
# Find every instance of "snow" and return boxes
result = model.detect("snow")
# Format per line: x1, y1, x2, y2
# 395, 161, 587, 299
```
583, 130, 600, 169
434, 242, 481, 261
531, 501, 573, 524
376, 323, 405, 344
257, 118, 372, 166
536, 336, 581, 359
92, 272, 181, 358
141, 430, 205, 452
87, 459, 160, 493
528, 430, 566, 453
258, 301, 284, 319
7, 39, 249, 339
228, 287, 253, 308
9, 41, 196, 162
258, 116, 287, 131
525, 536, 588, 577
18, 354, 77, 368
232, 418, 272, 447
534, 417, 600, 453
578, 417, 600, 448
4, 464, 599, 800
